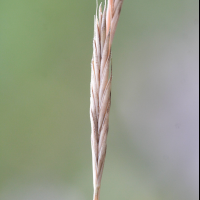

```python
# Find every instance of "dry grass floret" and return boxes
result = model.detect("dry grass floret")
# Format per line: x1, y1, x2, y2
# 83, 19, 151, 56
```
90, 1, 124, 199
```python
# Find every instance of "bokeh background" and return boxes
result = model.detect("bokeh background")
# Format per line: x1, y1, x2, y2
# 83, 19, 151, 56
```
0, 0, 199, 199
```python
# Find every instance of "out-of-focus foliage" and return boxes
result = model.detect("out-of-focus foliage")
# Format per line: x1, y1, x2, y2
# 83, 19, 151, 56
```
0, 0, 199, 199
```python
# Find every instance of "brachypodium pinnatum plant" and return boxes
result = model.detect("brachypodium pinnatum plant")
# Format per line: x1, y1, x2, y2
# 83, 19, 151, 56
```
90, 0, 124, 199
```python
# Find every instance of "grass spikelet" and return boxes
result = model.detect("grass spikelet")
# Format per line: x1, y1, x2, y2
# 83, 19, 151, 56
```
90, 1, 124, 199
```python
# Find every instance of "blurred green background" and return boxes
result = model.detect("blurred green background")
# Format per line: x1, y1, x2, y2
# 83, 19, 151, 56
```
0, 0, 199, 199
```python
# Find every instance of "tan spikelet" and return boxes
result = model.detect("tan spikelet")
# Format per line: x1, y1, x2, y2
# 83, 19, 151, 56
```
90, 1, 124, 200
